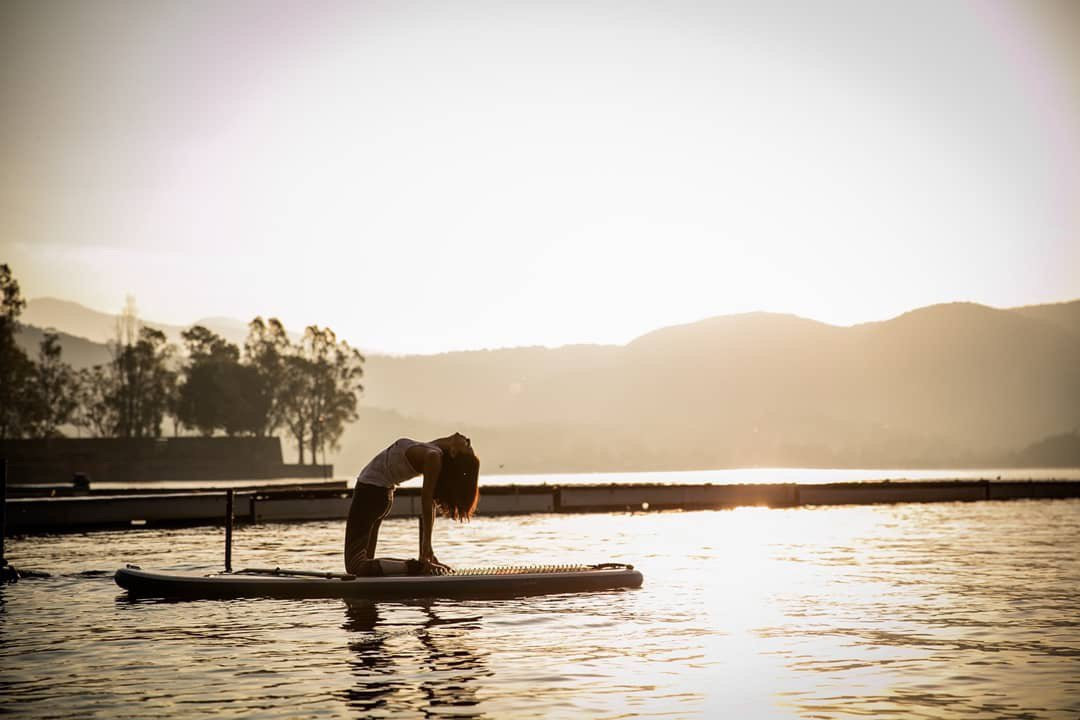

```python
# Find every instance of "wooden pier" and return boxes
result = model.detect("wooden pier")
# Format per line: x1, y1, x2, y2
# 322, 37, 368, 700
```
4, 478, 1079, 533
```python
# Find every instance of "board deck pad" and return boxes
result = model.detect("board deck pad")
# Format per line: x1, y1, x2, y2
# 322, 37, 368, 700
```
115, 563, 643, 600
232, 563, 625, 578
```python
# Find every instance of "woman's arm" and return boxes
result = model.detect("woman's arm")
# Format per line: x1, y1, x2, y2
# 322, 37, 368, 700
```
419, 449, 441, 564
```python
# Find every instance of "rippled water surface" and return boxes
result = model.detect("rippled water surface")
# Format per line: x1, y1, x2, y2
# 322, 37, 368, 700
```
3, 499, 1079, 718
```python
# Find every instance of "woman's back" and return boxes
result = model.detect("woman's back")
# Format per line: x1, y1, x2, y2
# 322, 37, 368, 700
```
355, 438, 440, 489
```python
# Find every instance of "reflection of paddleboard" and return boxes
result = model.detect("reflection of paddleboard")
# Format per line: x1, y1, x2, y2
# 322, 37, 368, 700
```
114, 563, 643, 600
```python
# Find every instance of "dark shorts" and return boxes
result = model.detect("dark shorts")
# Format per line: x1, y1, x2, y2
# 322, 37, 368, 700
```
343, 482, 394, 575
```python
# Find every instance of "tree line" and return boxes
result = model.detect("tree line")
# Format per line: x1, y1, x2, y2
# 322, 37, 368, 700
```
0, 264, 364, 464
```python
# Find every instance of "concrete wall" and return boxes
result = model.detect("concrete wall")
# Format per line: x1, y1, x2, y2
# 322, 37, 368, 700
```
0, 437, 330, 483
8, 492, 254, 529
558, 483, 796, 511
988, 481, 1080, 500
7, 480, 1078, 533
797, 481, 988, 506
249, 486, 558, 523
253, 493, 352, 522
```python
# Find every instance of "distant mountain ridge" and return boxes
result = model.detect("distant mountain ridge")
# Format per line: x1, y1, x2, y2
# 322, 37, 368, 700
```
21, 297, 294, 349
14, 297, 1080, 473
349, 299, 1080, 472
1009, 301, 1080, 338
15, 324, 112, 369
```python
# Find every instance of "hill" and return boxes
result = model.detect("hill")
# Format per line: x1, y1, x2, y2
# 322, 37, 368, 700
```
1009, 300, 1080, 338
15, 325, 112, 369
338, 301, 1080, 472
15, 298, 1080, 472
21, 297, 288, 348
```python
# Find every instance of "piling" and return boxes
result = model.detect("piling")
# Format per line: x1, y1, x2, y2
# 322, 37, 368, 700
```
1, 457, 15, 583
1, 458, 7, 565
224, 488, 234, 573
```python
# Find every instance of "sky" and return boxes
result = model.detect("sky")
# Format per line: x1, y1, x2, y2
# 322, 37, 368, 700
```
2, 0, 1078, 354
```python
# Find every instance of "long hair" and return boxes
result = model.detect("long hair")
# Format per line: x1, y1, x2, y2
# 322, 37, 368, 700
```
434, 451, 480, 521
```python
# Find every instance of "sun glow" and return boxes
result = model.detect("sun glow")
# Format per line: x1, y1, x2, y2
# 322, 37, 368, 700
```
3, 1, 1078, 353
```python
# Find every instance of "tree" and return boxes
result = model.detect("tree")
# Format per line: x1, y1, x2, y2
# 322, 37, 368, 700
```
303, 327, 335, 465
0, 264, 34, 438
300, 326, 364, 465
109, 325, 176, 438
176, 325, 268, 437
72, 365, 116, 437
166, 368, 182, 437
274, 326, 365, 465
177, 360, 225, 436
243, 317, 289, 437
26, 332, 77, 437
219, 362, 268, 437
279, 354, 315, 463
0, 264, 26, 332
177, 326, 236, 436
181, 325, 238, 364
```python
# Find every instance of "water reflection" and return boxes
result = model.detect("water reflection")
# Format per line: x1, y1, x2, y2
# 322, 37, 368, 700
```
4, 501, 1078, 718
341, 601, 491, 717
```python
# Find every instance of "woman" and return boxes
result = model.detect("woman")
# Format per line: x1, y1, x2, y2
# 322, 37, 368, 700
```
344, 433, 480, 576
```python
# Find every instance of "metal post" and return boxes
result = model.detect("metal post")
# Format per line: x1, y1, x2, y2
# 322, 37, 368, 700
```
1, 457, 14, 584
1, 458, 7, 566
225, 489, 234, 573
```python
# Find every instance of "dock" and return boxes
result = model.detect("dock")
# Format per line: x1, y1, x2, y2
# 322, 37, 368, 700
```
5, 479, 1080, 533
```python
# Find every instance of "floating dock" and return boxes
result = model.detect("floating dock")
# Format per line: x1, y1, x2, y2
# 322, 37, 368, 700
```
5, 479, 1079, 533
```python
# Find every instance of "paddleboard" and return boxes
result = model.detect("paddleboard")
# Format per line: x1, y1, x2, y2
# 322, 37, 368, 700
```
114, 563, 643, 600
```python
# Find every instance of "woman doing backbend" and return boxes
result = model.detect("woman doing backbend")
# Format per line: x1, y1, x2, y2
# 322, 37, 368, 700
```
344, 433, 479, 576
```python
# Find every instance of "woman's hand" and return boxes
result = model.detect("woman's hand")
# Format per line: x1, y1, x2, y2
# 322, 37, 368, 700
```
420, 554, 452, 575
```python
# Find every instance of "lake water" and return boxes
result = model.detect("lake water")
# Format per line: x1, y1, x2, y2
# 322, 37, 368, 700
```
3, 498, 1079, 718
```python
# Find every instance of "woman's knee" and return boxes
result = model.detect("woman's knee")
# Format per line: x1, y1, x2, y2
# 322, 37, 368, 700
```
344, 556, 422, 577
345, 555, 383, 577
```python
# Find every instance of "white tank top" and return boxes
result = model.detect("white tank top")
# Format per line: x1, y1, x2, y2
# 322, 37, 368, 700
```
355, 438, 441, 489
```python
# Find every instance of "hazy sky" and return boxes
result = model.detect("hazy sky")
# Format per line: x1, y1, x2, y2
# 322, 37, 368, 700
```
2, 0, 1078, 353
